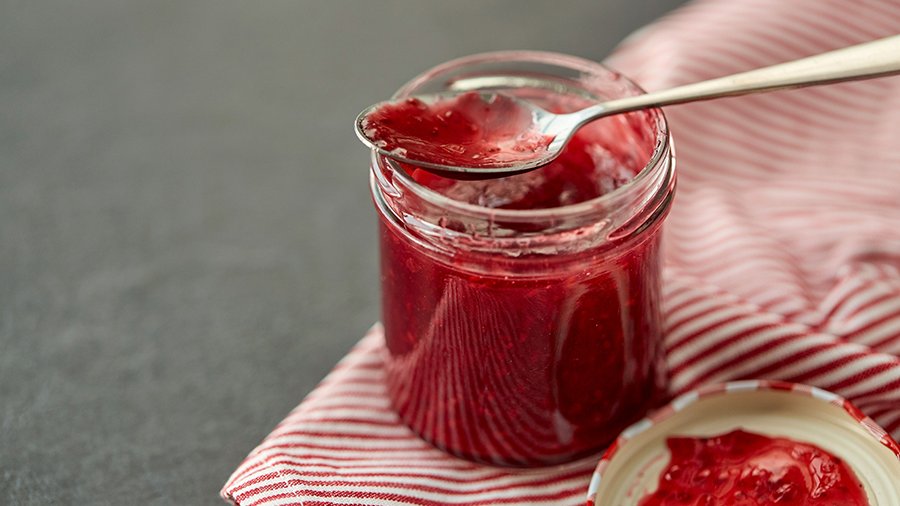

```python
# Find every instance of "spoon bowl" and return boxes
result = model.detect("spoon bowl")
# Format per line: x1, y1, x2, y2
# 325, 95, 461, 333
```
354, 92, 563, 179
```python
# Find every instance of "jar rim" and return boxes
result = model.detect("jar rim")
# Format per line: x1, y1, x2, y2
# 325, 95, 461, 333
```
377, 50, 672, 223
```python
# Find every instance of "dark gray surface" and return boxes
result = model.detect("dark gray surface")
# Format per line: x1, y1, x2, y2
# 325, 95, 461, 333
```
0, 1, 685, 504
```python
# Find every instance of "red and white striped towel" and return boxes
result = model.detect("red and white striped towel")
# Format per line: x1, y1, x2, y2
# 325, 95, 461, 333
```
222, 0, 900, 504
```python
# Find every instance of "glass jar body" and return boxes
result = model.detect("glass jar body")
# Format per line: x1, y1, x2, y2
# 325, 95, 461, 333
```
371, 52, 675, 466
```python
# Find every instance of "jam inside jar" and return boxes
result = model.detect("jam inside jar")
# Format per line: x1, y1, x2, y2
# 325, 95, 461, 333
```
370, 51, 676, 466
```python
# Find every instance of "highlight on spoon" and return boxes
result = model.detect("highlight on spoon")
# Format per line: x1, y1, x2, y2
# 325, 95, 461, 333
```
354, 91, 560, 176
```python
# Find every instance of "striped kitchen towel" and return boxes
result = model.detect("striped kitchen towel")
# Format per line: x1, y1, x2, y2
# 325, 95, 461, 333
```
222, 0, 900, 504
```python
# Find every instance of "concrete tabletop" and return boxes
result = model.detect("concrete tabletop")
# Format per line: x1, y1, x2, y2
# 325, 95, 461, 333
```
0, 1, 684, 504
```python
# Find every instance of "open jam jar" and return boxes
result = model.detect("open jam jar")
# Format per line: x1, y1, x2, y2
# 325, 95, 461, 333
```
370, 52, 675, 466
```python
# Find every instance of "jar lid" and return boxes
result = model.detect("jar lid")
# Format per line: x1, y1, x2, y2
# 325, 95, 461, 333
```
587, 380, 900, 505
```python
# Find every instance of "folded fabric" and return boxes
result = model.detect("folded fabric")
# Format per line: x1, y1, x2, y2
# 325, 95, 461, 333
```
223, 0, 900, 504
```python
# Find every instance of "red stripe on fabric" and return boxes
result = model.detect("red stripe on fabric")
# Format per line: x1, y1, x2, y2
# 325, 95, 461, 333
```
675, 332, 806, 389
271, 432, 415, 441
837, 376, 900, 404
253, 452, 483, 467
319, 377, 388, 387
669, 322, 783, 376
826, 291, 900, 334
841, 296, 900, 331
235, 484, 589, 506
299, 404, 395, 414
331, 361, 385, 372
227, 452, 489, 486
667, 313, 747, 354
788, 352, 873, 384
662, 292, 711, 316
665, 298, 742, 332
870, 333, 900, 353
719, 340, 840, 385
291, 418, 402, 428
233, 468, 590, 500
260, 442, 438, 453
230, 470, 514, 494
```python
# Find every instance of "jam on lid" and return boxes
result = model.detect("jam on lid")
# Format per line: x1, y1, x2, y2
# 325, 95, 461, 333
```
588, 381, 900, 506
637, 429, 867, 505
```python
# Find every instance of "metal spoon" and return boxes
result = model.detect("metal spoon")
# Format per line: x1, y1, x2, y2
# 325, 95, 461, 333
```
355, 34, 900, 178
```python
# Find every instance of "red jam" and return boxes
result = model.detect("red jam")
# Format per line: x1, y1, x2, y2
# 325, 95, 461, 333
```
380, 221, 666, 465
373, 57, 672, 466
403, 92, 654, 209
639, 429, 869, 506
362, 92, 553, 170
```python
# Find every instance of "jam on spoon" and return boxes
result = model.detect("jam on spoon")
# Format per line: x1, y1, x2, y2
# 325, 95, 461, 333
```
359, 91, 554, 174
639, 429, 869, 506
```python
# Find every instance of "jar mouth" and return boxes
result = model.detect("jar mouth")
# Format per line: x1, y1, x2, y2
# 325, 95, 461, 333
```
378, 50, 672, 223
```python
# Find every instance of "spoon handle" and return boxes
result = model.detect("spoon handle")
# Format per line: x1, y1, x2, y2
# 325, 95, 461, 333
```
579, 34, 900, 120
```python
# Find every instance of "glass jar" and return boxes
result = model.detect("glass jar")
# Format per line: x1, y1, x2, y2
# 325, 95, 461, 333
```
369, 51, 675, 466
